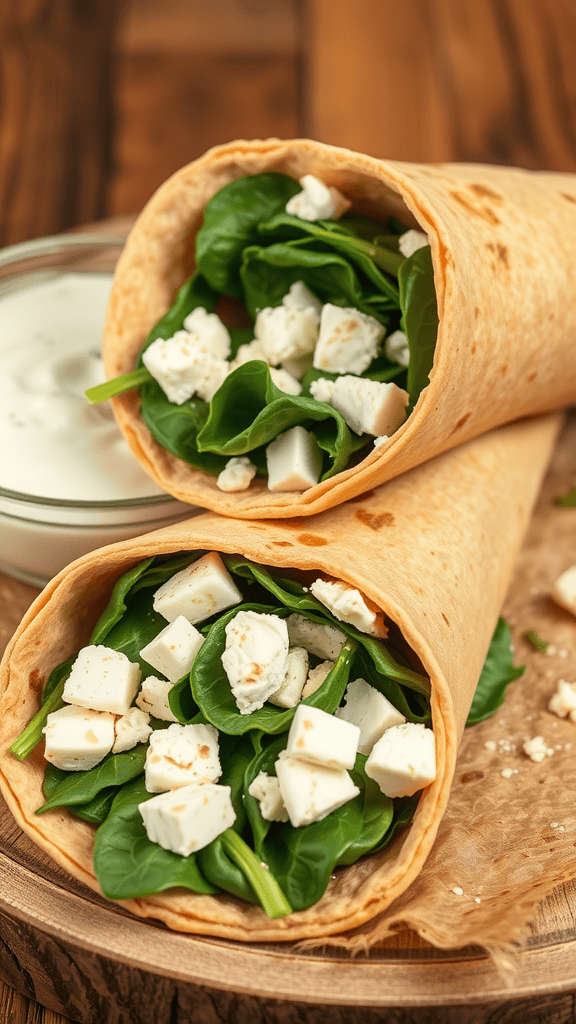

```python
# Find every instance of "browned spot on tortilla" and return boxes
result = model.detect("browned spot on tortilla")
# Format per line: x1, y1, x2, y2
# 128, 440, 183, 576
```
486, 242, 495, 252
355, 509, 395, 530
272, 540, 294, 547
471, 343, 477, 355
450, 412, 471, 433
274, 518, 312, 530
497, 243, 509, 265
526, 370, 537, 382
460, 770, 484, 784
474, 307, 480, 319
442, 613, 450, 626
348, 490, 376, 503
561, 192, 576, 204
469, 183, 503, 202
500, 363, 508, 375
29, 668, 44, 692
451, 191, 501, 225
296, 533, 329, 547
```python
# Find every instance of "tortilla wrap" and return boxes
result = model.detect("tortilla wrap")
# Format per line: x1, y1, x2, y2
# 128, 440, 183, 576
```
0, 411, 561, 943
102, 137, 576, 518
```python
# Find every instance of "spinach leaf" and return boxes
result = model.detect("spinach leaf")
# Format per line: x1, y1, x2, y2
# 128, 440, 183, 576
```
36, 745, 147, 815
399, 245, 438, 409
466, 618, 524, 725
555, 486, 576, 507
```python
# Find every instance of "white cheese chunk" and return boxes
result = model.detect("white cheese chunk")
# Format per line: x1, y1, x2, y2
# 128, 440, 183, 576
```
335, 678, 406, 755
286, 613, 346, 660
248, 771, 289, 821
153, 551, 243, 624
268, 646, 309, 708
221, 609, 290, 714
194, 357, 229, 402
301, 659, 334, 700
135, 675, 179, 722
43, 704, 115, 771
309, 578, 387, 638
139, 782, 236, 856
285, 174, 351, 222
266, 425, 323, 492
280, 351, 314, 380
254, 304, 320, 365
286, 703, 360, 770
182, 306, 231, 359
549, 678, 576, 721
142, 331, 228, 405
217, 456, 257, 492
398, 229, 429, 258
313, 304, 384, 375
228, 338, 269, 371
144, 722, 221, 793
551, 565, 576, 617
310, 375, 408, 438
275, 752, 359, 827
282, 280, 323, 317
113, 706, 152, 753
384, 329, 410, 367
63, 645, 141, 716
523, 735, 552, 763
269, 366, 303, 395
365, 722, 436, 798
140, 615, 204, 683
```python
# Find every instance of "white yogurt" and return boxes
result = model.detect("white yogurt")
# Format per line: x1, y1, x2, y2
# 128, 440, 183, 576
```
0, 271, 165, 501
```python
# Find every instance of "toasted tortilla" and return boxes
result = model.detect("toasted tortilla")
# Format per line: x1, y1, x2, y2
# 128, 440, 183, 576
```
0, 412, 561, 943
102, 137, 576, 517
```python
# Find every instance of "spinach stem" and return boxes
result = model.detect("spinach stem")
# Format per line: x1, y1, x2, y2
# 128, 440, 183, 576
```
10, 680, 65, 760
312, 225, 405, 278
85, 366, 153, 404
220, 829, 292, 918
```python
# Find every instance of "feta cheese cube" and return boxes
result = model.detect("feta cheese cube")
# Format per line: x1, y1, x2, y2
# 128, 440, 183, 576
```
140, 615, 205, 683
398, 229, 429, 258
194, 357, 229, 402
282, 280, 323, 317
549, 678, 576, 720
269, 366, 302, 396
63, 645, 141, 716
310, 375, 408, 438
228, 338, 269, 371
266, 425, 323, 492
145, 722, 221, 793
551, 566, 576, 617
335, 678, 406, 754
139, 783, 236, 856
286, 703, 360, 770
268, 646, 309, 708
135, 675, 179, 722
182, 306, 231, 359
113, 706, 152, 753
275, 752, 359, 827
313, 304, 384, 375
43, 704, 115, 771
217, 456, 257, 492
286, 613, 346, 660
254, 304, 319, 365
248, 770, 289, 821
385, 329, 410, 367
142, 331, 227, 405
153, 551, 243, 624
221, 610, 290, 714
309, 578, 387, 638
285, 174, 351, 222
280, 351, 314, 380
301, 659, 334, 700
365, 722, 436, 798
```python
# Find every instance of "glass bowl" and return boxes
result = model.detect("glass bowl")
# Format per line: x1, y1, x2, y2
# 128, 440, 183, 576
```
0, 232, 194, 588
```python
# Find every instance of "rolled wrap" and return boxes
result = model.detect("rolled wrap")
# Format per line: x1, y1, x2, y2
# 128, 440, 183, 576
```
103, 137, 576, 517
0, 412, 561, 943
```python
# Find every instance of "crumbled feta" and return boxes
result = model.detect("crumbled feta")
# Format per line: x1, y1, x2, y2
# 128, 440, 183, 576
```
140, 615, 204, 683
301, 659, 334, 700
142, 331, 228, 405
43, 704, 115, 771
365, 722, 436, 798
313, 304, 384, 375
248, 771, 289, 821
309, 578, 387, 638
285, 174, 350, 222
217, 456, 257, 492
266, 425, 323, 492
549, 679, 576, 721
182, 306, 231, 359
135, 675, 179, 722
221, 610, 290, 714
310, 375, 408, 438
281, 280, 323, 317
269, 366, 302, 395
268, 646, 309, 708
398, 229, 429, 258
63, 645, 141, 716
551, 566, 576, 617
286, 613, 346, 660
384, 329, 410, 367
335, 677, 406, 754
523, 735, 553, 763
144, 722, 221, 793
153, 551, 243, 624
228, 338, 269, 371
113, 706, 152, 753
139, 782, 236, 856
280, 352, 314, 380
286, 704, 360, 770
275, 752, 359, 827
194, 357, 229, 402
373, 434, 389, 448
254, 304, 319, 365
